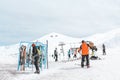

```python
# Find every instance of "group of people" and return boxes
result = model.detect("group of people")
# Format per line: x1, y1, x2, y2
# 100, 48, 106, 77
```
20, 41, 106, 74
32, 40, 106, 73
52, 40, 106, 68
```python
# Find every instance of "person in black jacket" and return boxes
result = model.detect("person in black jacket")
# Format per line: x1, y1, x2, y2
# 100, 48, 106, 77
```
54, 48, 58, 62
102, 44, 106, 55
32, 43, 40, 74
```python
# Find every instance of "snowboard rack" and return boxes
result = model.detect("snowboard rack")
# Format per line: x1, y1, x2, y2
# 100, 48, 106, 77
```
17, 41, 48, 71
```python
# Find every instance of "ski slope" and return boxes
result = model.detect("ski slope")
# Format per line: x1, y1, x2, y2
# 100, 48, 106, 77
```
0, 28, 120, 80
0, 48, 120, 80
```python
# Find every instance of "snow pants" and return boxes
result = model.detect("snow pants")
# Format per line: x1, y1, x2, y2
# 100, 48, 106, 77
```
54, 54, 58, 62
81, 55, 89, 67
103, 49, 106, 55
34, 56, 40, 71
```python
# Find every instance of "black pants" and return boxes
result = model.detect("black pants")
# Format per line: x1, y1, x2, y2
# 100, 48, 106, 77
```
55, 54, 58, 62
103, 49, 106, 55
68, 54, 71, 59
81, 55, 89, 67
34, 56, 40, 71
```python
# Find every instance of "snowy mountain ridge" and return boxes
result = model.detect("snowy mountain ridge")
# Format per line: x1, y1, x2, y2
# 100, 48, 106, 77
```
85, 28, 120, 48
35, 32, 81, 44
0, 28, 120, 57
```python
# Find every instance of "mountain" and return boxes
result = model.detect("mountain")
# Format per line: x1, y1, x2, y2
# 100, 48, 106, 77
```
35, 32, 81, 43
0, 32, 82, 62
0, 28, 120, 62
85, 28, 120, 48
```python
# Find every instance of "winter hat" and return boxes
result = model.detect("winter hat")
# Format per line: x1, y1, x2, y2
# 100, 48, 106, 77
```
32, 43, 36, 47
82, 40, 85, 43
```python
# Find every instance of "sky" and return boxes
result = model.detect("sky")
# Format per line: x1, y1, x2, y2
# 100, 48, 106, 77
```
0, 0, 120, 46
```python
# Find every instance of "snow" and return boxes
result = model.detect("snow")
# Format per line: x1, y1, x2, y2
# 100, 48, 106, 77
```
0, 28, 120, 80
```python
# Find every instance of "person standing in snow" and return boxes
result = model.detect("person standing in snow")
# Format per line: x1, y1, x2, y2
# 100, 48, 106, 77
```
102, 44, 106, 55
78, 40, 90, 68
68, 48, 71, 60
32, 43, 40, 74
54, 48, 58, 62
73, 48, 77, 59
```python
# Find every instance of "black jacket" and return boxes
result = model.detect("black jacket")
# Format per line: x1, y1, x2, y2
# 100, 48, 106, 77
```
32, 46, 38, 57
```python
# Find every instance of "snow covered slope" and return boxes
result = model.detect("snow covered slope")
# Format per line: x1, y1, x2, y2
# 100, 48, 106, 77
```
85, 28, 120, 48
0, 44, 19, 64
36, 32, 81, 43
0, 28, 120, 80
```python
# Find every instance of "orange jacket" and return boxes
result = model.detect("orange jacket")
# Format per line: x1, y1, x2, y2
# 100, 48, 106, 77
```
80, 42, 89, 55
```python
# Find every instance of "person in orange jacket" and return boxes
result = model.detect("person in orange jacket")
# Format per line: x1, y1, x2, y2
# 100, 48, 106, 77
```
78, 40, 90, 68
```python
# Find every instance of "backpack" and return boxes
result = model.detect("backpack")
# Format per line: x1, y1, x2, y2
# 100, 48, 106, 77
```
37, 48, 42, 55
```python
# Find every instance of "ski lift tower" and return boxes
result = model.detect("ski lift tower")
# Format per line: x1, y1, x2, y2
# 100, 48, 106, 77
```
58, 42, 65, 56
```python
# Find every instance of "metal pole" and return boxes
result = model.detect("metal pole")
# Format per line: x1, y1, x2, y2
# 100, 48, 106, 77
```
46, 40, 48, 69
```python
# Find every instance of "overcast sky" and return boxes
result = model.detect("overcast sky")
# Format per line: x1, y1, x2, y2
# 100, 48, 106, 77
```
0, 0, 120, 46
